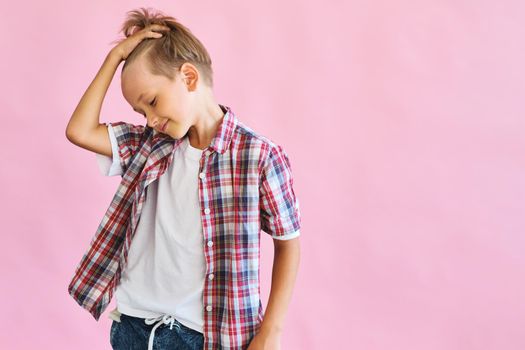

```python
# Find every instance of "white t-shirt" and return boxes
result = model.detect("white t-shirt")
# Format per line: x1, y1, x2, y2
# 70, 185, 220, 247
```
96, 125, 206, 333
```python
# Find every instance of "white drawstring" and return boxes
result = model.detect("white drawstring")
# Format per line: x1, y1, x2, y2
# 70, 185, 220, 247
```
144, 314, 178, 350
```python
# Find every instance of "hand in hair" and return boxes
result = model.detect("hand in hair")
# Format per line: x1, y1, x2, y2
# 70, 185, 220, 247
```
110, 24, 170, 61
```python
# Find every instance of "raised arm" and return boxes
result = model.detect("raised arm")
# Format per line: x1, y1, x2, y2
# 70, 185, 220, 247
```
65, 51, 122, 158
65, 24, 169, 157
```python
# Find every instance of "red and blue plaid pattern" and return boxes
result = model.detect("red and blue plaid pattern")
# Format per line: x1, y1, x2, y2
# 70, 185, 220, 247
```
68, 104, 301, 349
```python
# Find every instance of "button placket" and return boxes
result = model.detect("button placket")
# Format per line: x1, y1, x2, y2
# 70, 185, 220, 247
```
200, 147, 215, 340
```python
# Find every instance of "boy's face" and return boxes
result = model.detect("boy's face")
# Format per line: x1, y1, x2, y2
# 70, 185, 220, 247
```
121, 56, 195, 139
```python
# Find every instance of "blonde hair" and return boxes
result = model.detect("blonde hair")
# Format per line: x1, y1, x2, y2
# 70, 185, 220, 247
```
112, 7, 214, 87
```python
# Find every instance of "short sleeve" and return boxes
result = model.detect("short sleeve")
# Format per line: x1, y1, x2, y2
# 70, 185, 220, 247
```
259, 145, 301, 240
107, 121, 146, 173
95, 124, 123, 176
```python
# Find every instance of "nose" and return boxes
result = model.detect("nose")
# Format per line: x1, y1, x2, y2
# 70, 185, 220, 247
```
146, 115, 161, 129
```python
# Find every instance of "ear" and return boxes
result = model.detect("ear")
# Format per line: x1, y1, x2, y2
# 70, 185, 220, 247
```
179, 62, 199, 91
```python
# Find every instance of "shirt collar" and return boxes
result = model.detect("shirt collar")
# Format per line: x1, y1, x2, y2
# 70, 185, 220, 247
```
208, 104, 237, 154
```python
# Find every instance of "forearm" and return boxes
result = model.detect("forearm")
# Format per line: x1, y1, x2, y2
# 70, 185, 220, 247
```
65, 51, 122, 142
260, 237, 300, 334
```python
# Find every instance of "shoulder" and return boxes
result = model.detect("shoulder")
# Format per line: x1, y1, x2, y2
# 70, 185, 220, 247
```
232, 120, 286, 164
108, 121, 149, 140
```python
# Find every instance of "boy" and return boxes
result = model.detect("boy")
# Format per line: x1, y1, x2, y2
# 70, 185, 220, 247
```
66, 8, 301, 350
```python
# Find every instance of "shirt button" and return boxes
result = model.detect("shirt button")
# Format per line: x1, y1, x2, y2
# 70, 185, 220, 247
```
205, 150, 211, 157
199, 172, 205, 179
206, 305, 213, 312
204, 208, 210, 214
207, 240, 213, 247
208, 273, 215, 280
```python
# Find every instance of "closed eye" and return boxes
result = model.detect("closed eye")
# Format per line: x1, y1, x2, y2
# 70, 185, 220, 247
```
133, 97, 156, 117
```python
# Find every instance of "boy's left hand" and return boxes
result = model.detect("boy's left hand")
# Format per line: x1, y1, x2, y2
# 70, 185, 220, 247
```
247, 329, 281, 350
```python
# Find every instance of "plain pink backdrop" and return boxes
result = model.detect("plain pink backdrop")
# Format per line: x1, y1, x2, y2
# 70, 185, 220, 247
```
2, 1, 525, 349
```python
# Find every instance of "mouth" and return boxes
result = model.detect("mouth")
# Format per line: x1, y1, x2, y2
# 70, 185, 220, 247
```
161, 120, 168, 132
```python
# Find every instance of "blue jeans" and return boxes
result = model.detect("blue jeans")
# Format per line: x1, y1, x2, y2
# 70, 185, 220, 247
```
110, 313, 204, 350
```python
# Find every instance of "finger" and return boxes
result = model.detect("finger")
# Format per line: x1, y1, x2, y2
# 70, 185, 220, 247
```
141, 28, 164, 37
141, 29, 167, 37
148, 24, 170, 31
147, 32, 163, 38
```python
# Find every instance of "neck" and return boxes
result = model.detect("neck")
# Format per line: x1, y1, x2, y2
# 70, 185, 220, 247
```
186, 92, 225, 150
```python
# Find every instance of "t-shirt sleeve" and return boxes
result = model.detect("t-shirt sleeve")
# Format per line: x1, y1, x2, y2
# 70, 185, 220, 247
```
95, 124, 123, 177
259, 144, 301, 240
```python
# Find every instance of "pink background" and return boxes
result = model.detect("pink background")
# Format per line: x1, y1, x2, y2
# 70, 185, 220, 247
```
2, 1, 525, 349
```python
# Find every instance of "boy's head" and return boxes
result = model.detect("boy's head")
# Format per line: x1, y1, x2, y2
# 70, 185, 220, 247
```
114, 7, 219, 140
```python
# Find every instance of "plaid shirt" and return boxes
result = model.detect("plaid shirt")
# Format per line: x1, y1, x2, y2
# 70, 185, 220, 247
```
67, 104, 301, 349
